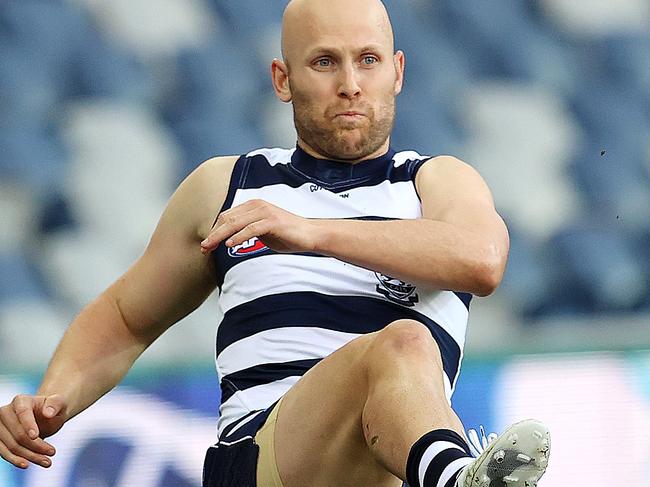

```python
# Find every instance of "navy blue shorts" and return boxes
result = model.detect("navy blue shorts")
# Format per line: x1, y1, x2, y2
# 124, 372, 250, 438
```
202, 404, 278, 487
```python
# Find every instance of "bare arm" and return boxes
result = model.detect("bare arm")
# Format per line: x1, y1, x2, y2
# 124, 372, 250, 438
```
0, 156, 237, 469
201, 155, 508, 296
312, 155, 509, 295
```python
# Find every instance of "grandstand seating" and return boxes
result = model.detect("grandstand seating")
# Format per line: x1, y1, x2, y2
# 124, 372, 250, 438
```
1, 0, 648, 363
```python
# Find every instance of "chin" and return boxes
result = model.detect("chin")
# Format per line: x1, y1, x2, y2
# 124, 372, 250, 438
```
331, 140, 368, 160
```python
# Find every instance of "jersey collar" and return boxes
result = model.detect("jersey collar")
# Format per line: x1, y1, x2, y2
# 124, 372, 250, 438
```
290, 144, 396, 183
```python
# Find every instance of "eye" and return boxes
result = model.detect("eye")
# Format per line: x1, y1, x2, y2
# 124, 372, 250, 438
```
315, 58, 332, 68
362, 55, 378, 65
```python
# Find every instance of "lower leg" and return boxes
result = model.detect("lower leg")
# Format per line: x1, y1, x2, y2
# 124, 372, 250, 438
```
361, 320, 467, 480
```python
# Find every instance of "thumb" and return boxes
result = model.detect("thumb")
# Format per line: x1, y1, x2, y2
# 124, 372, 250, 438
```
42, 395, 66, 419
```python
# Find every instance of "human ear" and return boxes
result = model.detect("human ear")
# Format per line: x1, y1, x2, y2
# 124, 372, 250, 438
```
271, 59, 292, 102
393, 51, 405, 95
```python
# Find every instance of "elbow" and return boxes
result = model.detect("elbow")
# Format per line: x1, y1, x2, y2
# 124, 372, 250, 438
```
471, 245, 506, 297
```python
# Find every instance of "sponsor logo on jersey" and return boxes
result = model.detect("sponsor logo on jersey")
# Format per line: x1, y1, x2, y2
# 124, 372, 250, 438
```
375, 272, 419, 306
228, 237, 269, 257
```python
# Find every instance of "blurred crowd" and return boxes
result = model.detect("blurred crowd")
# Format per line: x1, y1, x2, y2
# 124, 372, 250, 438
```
1, 0, 649, 367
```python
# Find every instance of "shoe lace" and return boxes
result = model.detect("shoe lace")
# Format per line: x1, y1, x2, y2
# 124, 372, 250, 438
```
466, 425, 498, 457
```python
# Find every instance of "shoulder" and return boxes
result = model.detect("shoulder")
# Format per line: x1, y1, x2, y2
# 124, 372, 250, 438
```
415, 155, 491, 196
167, 155, 240, 240
178, 155, 240, 208
415, 154, 479, 180
192, 154, 240, 183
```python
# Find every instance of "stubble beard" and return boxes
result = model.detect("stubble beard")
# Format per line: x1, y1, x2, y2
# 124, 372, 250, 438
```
291, 90, 396, 162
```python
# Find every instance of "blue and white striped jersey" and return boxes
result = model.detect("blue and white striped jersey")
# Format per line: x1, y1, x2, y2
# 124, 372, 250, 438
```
212, 145, 472, 436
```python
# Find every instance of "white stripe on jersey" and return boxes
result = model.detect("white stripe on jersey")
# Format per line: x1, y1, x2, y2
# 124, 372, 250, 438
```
218, 327, 362, 376
219, 254, 469, 348
224, 410, 264, 438
232, 179, 422, 219
215, 147, 469, 434
246, 147, 295, 166
393, 150, 429, 167
245, 148, 428, 169
217, 376, 300, 435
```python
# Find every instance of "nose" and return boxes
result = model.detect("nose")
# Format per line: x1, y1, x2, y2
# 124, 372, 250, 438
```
338, 64, 361, 99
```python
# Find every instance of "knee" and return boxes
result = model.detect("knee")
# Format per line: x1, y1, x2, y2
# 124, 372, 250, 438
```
367, 320, 442, 365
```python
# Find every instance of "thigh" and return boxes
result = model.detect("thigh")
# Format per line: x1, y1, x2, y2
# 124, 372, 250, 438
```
272, 332, 403, 487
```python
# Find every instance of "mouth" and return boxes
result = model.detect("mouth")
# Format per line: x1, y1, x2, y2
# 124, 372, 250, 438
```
334, 111, 366, 121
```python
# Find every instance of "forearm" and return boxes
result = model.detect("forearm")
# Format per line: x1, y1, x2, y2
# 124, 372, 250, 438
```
313, 218, 505, 296
36, 292, 148, 420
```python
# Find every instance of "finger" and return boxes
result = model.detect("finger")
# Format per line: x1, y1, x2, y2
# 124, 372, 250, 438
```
0, 440, 29, 469
202, 207, 266, 252
0, 407, 54, 455
220, 199, 266, 217
11, 395, 38, 440
226, 220, 270, 248
201, 214, 249, 251
0, 428, 52, 468
42, 394, 65, 420
31, 437, 56, 456
209, 200, 262, 233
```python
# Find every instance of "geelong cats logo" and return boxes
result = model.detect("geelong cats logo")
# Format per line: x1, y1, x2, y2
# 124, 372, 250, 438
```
228, 237, 269, 257
375, 273, 419, 306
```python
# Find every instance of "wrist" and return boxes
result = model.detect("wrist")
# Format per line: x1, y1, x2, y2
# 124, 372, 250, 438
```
37, 380, 78, 420
310, 219, 336, 255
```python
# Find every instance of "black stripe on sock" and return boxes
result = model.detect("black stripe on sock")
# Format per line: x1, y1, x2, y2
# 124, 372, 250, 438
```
444, 468, 464, 487
423, 448, 469, 487
406, 429, 471, 487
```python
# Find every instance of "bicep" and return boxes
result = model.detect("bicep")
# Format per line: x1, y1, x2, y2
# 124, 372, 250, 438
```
416, 156, 509, 255
106, 227, 217, 346
103, 156, 237, 344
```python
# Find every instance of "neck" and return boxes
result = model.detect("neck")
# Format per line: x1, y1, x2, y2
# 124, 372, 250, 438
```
296, 137, 391, 164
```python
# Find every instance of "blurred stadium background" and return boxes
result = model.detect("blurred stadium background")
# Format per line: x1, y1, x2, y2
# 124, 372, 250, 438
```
0, 0, 649, 485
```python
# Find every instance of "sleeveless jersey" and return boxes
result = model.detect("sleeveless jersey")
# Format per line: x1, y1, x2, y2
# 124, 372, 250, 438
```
212, 145, 472, 437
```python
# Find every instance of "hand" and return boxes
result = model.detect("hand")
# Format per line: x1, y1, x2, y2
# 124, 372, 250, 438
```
0, 394, 67, 469
200, 199, 320, 255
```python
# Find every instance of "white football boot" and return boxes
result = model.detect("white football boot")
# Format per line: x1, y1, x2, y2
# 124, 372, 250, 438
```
456, 420, 551, 487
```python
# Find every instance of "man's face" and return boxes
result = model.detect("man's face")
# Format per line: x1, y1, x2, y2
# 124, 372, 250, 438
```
278, 0, 404, 161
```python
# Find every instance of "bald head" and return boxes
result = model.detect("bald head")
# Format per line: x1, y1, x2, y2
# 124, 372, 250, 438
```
271, 0, 404, 162
281, 0, 395, 65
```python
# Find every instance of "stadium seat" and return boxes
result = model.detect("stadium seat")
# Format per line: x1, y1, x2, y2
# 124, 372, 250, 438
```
0, 251, 48, 303
499, 228, 556, 318
0, 129, 67, 196
595, 34, 650, 100
60, 101, 178, 245
168, 36, 266, 171
70, 29, 154, 101
209, 0, 284, 69
550, 226, 648, 312
392, 91, 465, 157
1, 0, 649, 332
0, 298, 67, 368
382, 0, 475, 98
570, 147, 650, 232
459, 81, 582, 240
434, 0, 577, 93
74, 0, 215, 61
539, 0, 650, 37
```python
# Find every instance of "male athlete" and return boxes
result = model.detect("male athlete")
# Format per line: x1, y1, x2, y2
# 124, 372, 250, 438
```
0, 0, 550, 486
